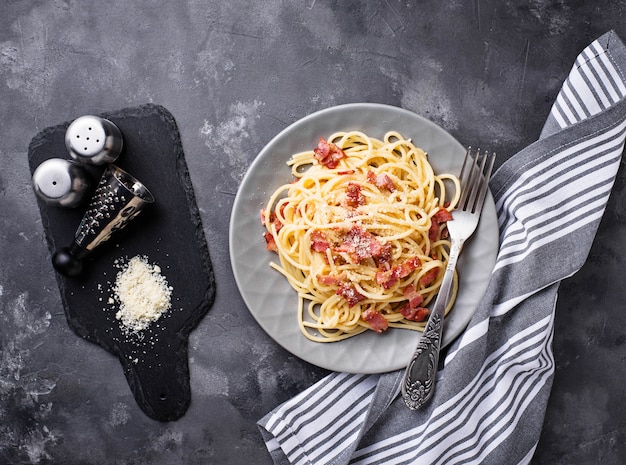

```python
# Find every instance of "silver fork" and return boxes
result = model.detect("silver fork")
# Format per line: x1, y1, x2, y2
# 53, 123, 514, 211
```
401, 147, 496, 410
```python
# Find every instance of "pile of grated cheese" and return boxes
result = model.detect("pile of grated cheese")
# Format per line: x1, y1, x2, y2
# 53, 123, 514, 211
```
111, 255, 172, 333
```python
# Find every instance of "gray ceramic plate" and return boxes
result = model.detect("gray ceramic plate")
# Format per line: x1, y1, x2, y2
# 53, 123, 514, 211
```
229, 103, 498, 374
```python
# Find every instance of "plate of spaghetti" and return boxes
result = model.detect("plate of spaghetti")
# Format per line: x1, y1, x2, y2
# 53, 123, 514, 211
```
230, 103, 498, 373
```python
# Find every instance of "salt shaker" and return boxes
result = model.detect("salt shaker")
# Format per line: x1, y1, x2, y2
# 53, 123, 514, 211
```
31, 158, 92, 208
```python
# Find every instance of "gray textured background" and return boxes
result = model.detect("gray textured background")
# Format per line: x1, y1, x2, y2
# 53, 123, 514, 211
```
1, 1, 626, 464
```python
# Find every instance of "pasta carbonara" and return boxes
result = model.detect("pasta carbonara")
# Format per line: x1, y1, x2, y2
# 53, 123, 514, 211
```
261, 131, 460, 342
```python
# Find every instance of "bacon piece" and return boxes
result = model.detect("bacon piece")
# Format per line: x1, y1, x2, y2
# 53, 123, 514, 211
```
398, 256, 421, 277
366, 171, 396, 191
375, 242, 392, 267
428, 222, 440, 242
313, 137, 346, 169
429, 208, 453, 241
263, 232, 278, 252
375, 269, 398, 289
310, 230, 330, 253
345, 182, 366, 208
375, 256, 421, 289
398, 284, 429, 321
336, 283, 366, 307
317, 274, 343, 285
261, 208, 284, 234
273, 213, 284, 233
400, 305, 429, 322
402, 284, 424, 308
376, 173, 396, 191
362, 308, 389, 333
261, 207, 285, 253
334, 225, 384, 264
420, 267, 439, 286
433, 209, 453, 223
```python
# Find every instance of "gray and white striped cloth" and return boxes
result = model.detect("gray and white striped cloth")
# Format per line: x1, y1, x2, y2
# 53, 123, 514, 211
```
258, 31, 626, 465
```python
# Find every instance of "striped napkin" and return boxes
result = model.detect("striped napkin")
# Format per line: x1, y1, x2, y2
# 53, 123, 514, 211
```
258, 31, 626, 465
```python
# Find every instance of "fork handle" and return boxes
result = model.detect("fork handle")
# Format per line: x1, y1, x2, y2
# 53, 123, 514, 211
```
401, 238, 463, 410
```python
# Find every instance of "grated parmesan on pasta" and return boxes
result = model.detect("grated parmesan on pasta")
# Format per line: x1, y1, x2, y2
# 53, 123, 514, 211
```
112, 255, 172, 333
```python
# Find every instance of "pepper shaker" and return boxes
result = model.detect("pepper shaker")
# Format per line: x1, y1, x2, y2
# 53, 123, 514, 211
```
65, 115, 123, 165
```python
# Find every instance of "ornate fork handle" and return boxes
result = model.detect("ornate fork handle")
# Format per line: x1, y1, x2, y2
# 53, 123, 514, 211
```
401, 237, 463, 410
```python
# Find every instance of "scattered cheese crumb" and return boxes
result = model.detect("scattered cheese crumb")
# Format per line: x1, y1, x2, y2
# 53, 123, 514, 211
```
112, 255, 172, 333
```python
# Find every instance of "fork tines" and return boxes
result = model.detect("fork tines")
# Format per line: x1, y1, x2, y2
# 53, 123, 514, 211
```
458, 147, 496, 213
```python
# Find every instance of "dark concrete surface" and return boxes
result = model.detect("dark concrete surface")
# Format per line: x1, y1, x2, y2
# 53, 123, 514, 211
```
1, 1, 625, 464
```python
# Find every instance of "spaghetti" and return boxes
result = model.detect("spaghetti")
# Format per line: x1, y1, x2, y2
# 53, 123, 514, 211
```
261, 131, 460, 342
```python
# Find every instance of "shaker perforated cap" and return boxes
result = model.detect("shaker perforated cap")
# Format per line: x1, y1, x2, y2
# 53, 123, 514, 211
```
65, 115, 123, 165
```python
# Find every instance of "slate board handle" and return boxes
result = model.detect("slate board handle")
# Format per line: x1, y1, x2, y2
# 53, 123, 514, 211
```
119, 338, 191, 422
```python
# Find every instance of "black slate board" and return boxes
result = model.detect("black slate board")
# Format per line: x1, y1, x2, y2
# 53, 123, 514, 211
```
27, 104, 216, 421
